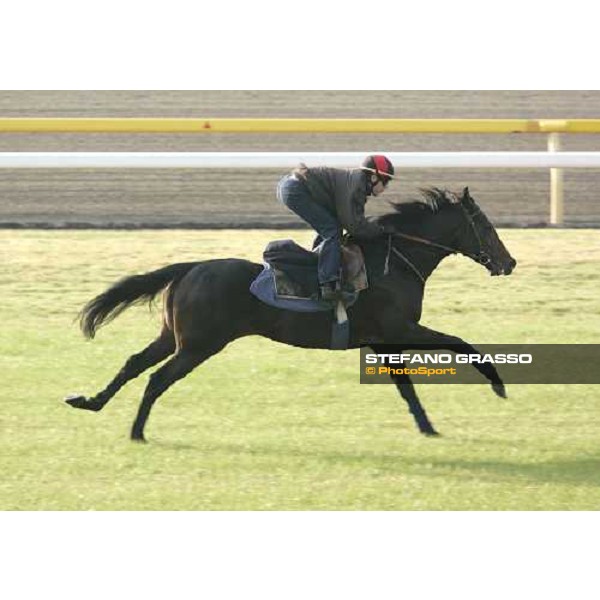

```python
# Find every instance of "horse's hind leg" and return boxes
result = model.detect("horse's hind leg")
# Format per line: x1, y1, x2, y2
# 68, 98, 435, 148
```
130, 342, 225, 442
65, 329, 175, 412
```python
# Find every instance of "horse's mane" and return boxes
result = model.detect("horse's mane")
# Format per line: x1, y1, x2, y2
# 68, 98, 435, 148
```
375, 187, 457, 228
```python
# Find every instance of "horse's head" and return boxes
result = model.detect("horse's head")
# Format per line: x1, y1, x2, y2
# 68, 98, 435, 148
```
451, 187, 517, 276
379, 187, 517, 276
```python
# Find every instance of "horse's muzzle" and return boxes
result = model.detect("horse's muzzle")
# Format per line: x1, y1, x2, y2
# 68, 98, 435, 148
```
504, 257, 517, 275
489, 257, 516, 276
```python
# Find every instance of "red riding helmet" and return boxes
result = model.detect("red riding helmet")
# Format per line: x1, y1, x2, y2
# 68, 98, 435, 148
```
361, 155, 395, 185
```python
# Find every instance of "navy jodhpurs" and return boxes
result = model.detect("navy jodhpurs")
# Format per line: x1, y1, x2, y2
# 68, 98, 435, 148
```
277, 174, 341, 285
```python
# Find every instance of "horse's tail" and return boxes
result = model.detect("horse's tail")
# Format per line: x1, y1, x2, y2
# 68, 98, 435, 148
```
79, 262, 199, 339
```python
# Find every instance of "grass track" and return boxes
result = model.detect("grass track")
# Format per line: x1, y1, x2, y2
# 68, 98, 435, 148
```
1, 229, 599, 510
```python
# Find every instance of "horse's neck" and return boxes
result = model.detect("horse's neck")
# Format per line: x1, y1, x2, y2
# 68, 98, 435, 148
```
394, 237, 449, 282
392, 221, 454, 281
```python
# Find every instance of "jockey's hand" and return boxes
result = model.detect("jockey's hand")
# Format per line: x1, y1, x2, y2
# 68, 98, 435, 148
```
380, 224, 396, 235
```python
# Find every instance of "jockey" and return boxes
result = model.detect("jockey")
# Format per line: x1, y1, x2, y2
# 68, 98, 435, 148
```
277, 154, 395, 301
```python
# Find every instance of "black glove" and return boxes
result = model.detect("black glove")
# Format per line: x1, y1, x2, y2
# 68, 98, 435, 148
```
380, 224, 396, 235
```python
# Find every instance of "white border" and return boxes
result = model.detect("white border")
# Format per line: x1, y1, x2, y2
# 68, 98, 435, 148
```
1, 512, 597, 600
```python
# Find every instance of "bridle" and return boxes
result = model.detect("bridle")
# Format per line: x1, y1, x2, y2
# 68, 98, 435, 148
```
383, 203, 492, 283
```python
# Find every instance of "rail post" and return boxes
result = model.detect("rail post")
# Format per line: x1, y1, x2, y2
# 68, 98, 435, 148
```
548, 133, 564, 225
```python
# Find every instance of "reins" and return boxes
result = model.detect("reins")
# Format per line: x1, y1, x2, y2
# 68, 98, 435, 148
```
388, 244, 426, 284
393, 232, 461, 256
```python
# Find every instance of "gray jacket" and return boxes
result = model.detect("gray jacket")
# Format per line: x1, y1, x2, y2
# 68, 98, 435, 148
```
292, 165, 383, 239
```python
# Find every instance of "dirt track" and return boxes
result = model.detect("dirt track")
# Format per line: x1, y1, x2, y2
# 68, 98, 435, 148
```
1, 91, 599, 227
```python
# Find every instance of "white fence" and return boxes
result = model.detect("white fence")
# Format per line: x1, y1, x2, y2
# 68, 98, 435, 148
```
1, 151, 600, 169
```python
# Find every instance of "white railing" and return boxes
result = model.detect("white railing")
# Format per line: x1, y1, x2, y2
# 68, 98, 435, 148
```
2, 151, 600, 169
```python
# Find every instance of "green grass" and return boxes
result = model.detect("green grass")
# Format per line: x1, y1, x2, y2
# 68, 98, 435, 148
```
1, 229, 600, 510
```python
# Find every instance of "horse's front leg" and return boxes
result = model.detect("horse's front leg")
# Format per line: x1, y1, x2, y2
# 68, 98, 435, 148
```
370, 343, 439, 436
384, 323, 507, 398
392, 371, 440, 436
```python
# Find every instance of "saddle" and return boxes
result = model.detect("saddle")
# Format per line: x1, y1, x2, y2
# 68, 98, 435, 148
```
264, 239, 368, 301
249, 239, 369, 349
251, 239, 368, 307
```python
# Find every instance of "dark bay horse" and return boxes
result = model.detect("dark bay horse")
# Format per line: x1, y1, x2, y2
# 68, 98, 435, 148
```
66, 187, 517, 441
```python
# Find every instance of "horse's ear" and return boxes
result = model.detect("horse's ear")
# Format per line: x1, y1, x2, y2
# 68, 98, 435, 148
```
462, 186, 471, 199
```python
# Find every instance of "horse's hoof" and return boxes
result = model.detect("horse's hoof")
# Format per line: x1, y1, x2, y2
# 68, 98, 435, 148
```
423, 430, 441, 437
64, 395, 102, 411
65, 395, 88, 408
492, 382, 507, 398
130, 433, 147, 443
